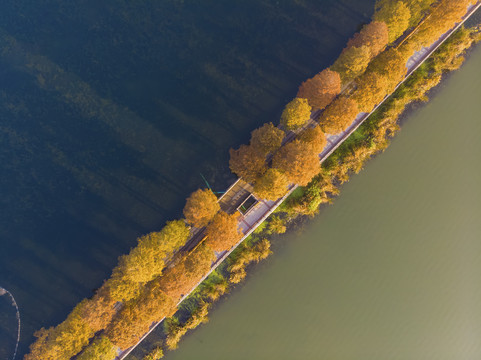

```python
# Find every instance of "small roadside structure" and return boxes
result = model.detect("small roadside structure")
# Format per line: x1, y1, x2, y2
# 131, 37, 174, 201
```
237, 194, 258, 216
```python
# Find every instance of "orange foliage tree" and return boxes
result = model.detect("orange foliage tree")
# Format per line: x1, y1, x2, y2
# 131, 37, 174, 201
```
319, 97, 359, 134
297, 69, 341, 110
205, 211, 243, 252
347, 21, 389, 57
158, 244, 216, 300
250, 122, 285, 155
253, 168, 289, 200
106, 287, 176, 349
76, 336, 118, 360
299, 125, 327, 154
183, 188, 220, 228
272, 139, 321, 186
229, 144, 267, 183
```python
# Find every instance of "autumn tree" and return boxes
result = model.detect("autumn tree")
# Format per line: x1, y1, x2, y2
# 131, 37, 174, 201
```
158, 244, 216, 300
319, 97, 359, 134
299, 125, 327, 154
374, 1, 412, 43
106, 220, 190, 303
297, 69, 341, 110
367, 48, 408, 89
106, 287, 176, 349
253, 168, 289, 200
280, 98, 312, 130
228, 239, 272, 284
331, 45, 372, 83
79, 286, 117, 333
250, 122, 285, 155
184, 188, 220, 228
76, 336, 118, 360
408, 0, 471, 49
272, 139, 321, 186
352, 71, 392, 112
347, 21, 389, 57
25, 302, 94, 360
205, 211, 243, 252
229, 144, 267, 183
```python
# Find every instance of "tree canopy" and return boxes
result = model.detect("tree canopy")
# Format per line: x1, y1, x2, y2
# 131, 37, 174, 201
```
347, 21, 389, 57
253, 168, 289, 200
280, 98, 312, 130
297, 69, 341, 110
229, 144, 267, 183
184, 189, 220, 228
76, 336, 118, 360
158, 244, 216, 300
272, 139, 321, 186
299, 125, 327, 154
353, 71, 392, 112
106, 287, 176, 349
374, 1, 412, 43
250, 122, 285, 155
319, 97, 359, 134
205, 211, 243, 252
331, 45, 372, 83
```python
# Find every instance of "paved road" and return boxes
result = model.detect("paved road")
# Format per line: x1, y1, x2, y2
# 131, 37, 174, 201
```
115, 3, 481, 359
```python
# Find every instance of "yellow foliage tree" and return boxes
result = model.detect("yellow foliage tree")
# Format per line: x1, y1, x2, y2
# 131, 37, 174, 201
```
374, 1, 412, 43
250, 122, 285, 155
319, 97, 359, 134
272, 139, 321, 186
352, 72, 392, 113
331, 45, 372, 83
253, 168, 289, 200
25, 301, 94, 360
297, 69, 341, 110
280, 98, 312, 130
229, 144, 267, 183
76, 336, 118, 360
183, 189, 220, 228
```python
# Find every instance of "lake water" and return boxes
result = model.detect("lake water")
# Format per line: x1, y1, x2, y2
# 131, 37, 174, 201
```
0, 0, 376, 357
157, 44, 481, 359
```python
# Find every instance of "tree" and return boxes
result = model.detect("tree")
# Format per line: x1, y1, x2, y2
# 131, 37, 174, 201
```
347, 21, 389, 57
79, 288, 117, 333
106, 287, 176, 349
267, 216, 287, 234
229, 144, 267, 183
158, 244, 216, 300
250, 122, 285, 155
374, 1, 412, 43
409, 0, 472, 48
25, 302, 95, 360
76, 336, 118, 360
352, 71, 391, 112
297, 69, 341, 110
331, 45, 372, 83
184, 189, 220, 228
299, 125, 327, 154
319, 97, 359, 134
280, 98, 312, 130
272, 139, 321, 186
205, 211, 243, 252
253, 168, 289, 200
